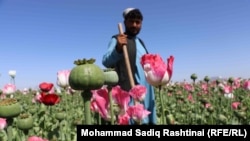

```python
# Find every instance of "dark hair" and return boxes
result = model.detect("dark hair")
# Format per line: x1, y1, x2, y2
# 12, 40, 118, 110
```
124, 9, 143, 21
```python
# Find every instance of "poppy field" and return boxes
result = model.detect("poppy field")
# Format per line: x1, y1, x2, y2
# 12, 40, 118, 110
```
0, 74, 250, 140
0, 56, 249, 140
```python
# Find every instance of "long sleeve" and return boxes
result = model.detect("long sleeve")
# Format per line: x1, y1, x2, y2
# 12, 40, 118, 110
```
102, 38, 123, 68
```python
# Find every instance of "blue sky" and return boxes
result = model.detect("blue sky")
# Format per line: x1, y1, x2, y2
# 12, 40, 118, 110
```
0, 0, 250, 90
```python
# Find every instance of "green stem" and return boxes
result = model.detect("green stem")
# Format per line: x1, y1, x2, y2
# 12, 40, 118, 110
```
18, 129, 25, 141
107, 86, 114, 125
229, 98, 233, 124
64, 88, 69, 121
0, 130, 8, 141
59, 121, 66, 141
6, 118, 13, 141
93, 112, 100, 124
159, 86, 166, 124
81, 90, 92, 125
43, 105, 50, 138
98, 114, 101, 125
210, 114, 213, 125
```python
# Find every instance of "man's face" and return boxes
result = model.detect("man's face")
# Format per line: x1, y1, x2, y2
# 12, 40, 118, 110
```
124, 18, 142, 36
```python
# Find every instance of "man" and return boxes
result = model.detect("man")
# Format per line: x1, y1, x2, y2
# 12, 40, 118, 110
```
102, 8, 157, 125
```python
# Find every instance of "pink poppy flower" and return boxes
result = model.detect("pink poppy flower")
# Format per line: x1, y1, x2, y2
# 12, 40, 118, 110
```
126, 103, 151, 123
140, 54, 174, 86
118, 113, 130, 125
111, 85, 131, 111
27, 136, 48, 141
243, 80, 250, 90
2, 83, 16, 95
129, 85, 146, 102
231, 102, 241, 110
0, 118, 7, 130
57, 70, 71, 89
91, 87, 110, 120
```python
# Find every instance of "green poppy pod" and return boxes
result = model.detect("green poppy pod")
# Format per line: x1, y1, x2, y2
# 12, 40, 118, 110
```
16, 113, 34, 130
0, 98, 21, 118
103, 68, 119, 86
69, 58, 105, 90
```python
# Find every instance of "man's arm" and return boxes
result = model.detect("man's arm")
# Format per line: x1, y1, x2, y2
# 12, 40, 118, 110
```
102, 38, 123, 68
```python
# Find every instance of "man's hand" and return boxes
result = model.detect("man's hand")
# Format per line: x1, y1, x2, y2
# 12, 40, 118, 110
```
116, 34, 127, 53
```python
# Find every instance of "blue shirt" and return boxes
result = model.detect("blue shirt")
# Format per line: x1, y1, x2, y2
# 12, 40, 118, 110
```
102, 37, 157, 125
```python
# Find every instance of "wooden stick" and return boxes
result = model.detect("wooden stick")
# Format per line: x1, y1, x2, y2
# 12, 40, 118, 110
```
118, 23, 135, 88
